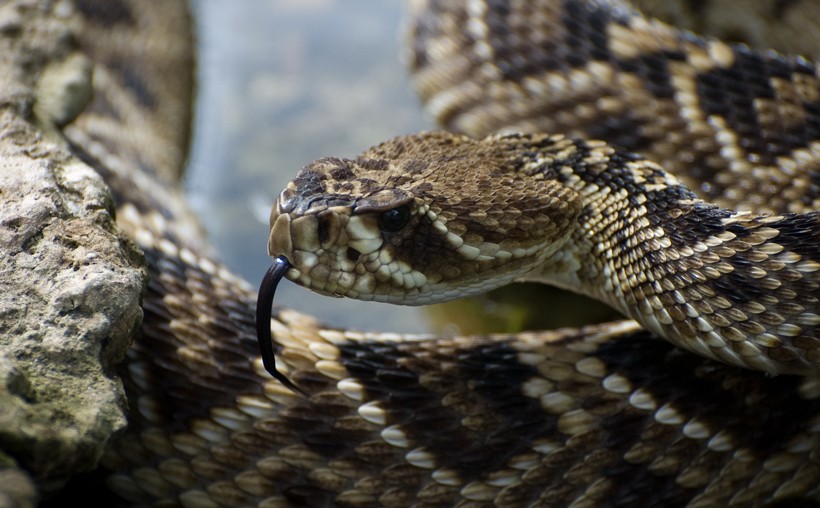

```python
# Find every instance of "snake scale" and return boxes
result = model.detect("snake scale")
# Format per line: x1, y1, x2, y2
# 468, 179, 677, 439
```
54, 0, 820, 506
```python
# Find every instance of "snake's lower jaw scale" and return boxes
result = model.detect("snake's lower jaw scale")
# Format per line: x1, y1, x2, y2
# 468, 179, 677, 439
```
268, 213, 292, 259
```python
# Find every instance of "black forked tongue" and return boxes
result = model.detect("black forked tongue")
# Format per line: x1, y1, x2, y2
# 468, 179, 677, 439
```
256, 256, 308, 396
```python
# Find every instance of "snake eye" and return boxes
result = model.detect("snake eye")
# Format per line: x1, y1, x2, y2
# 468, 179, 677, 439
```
378, 205, 411, 233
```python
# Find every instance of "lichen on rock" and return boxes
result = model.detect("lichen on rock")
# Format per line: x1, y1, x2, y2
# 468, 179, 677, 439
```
0, 1, 148, 504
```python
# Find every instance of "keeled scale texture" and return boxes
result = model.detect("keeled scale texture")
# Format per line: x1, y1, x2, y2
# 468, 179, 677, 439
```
408, 0, 820, 214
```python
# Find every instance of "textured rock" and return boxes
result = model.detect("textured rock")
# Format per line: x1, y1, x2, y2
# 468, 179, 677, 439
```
0, 0, 147, 503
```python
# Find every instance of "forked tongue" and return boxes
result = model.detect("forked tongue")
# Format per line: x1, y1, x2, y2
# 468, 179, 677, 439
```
256, 255, 307, 396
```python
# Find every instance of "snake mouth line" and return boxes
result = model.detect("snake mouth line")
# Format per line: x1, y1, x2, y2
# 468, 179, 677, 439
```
256, 255, 307, 395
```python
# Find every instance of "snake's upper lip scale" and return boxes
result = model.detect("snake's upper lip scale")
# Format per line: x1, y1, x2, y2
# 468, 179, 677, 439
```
256, 255, 308, 396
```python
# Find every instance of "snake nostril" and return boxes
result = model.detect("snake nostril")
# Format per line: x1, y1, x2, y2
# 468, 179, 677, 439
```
317, 214, 331, 245
346, 248, 361, 262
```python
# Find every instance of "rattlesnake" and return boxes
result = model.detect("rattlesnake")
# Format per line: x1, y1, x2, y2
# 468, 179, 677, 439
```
263, 130, 820, 377
50, 0, 820, 506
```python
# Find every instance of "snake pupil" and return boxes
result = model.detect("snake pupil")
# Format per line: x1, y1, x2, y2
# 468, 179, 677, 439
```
378, 205, 411, 233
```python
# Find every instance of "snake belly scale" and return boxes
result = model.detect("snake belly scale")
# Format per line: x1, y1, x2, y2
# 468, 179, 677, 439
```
65, 0, 820, 506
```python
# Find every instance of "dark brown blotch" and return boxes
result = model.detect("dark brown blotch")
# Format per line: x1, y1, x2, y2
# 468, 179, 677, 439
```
330, 164, 355, 181
335, 338, 558, 488
74, 0, 135, 26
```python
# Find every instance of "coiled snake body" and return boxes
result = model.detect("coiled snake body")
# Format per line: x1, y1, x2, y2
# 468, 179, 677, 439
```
69, 0, 820, 506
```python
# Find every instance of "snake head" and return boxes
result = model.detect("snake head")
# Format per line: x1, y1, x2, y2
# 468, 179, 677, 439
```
268, 132, 582, 305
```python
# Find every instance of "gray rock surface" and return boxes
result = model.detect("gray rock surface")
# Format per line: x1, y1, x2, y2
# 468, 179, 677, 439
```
0, 1, 147, 504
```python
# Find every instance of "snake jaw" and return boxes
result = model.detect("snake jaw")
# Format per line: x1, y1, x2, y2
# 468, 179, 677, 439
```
265, 133, 605, 306
269, 194, 428, 302
266, 157, 432, 302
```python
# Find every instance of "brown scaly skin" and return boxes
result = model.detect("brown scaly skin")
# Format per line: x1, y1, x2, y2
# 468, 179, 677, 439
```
408, 0, 820, 215
41, 0, 820, 506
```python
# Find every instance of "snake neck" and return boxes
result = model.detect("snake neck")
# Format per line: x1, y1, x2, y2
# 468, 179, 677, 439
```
528, 138, 702, 308
518, 136, 819, 374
